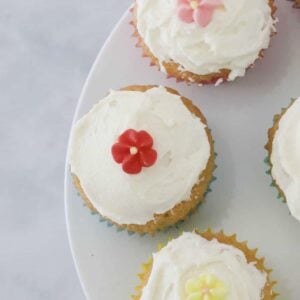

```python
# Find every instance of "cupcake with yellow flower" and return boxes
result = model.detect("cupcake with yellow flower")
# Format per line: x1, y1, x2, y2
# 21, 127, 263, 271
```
133, 230, 277, 299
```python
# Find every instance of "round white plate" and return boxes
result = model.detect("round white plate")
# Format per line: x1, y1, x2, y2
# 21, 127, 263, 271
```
65, 3, 300, 300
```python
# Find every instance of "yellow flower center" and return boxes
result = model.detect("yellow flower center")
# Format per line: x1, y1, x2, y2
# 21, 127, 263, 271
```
190, 0, 199, 10
130, 146, 138, 155
185, 274, 228, 300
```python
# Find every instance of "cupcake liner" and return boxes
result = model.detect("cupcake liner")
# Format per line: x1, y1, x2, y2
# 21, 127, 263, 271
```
263, 156, 285, 202
132, 229, 278, 300
130, 1, 277, 85
264, 98, 297, 203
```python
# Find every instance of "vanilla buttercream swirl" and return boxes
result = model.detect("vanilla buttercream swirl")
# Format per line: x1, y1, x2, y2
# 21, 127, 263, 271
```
140, 232, 267, 300
136, 0, 276, 80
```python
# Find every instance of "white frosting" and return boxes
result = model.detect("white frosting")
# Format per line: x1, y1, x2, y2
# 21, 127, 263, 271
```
141, 232, 267, 300
136, 0, 276, 81
69, 87, 210, 225
271, 97, 300, 222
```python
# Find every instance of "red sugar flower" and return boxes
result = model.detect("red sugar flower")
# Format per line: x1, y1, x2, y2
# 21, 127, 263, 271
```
111, 129, 157, 175
177, 0, 223, 28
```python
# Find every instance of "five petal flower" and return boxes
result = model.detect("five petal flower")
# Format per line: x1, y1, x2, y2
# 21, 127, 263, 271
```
177, 0, 223, 27
185, 274, 228, 300
111, 129, 157, 175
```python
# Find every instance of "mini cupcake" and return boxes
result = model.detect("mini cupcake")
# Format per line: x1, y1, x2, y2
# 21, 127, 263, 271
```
69, 86, 215, 234
266, 97, 300, 222
132, 0, 277, 85
133, 230, 277, 299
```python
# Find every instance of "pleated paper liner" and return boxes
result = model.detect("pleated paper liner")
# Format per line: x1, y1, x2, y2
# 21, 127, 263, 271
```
264, 98, 297, 203
132, 229, 278, 300
129, 1, 277, 86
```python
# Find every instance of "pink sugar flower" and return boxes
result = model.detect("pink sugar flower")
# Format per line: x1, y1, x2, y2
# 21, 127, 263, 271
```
177, 0, 223, 27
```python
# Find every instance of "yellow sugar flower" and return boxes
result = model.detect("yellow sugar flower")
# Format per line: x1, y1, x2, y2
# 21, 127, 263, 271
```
185, 274, 228, 300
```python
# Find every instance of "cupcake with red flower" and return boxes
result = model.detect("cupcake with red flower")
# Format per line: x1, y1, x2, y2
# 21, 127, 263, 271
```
69, 85, 215, 234
132, 0, 277, 85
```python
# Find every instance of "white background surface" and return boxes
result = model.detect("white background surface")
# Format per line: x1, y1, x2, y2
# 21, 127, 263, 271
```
65, 2, 300, 300
0, 1, 130, 299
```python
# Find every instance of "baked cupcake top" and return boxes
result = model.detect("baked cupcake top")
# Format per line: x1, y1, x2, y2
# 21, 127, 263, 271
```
140, 232, 267, 300
136, 0, 276, 81
270, 97, 300, 222
69, 86, 210, 225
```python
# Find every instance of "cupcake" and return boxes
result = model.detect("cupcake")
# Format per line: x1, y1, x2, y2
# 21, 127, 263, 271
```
69, 86, 215, 234
132, 0, 277, 85
133, 230, 277, 299
266, 97, 300, 222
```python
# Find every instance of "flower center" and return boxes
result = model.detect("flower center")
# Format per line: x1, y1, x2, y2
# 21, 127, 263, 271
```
202, 287, 211, 295
130, 146, 138, 155
190, 0, 199, 10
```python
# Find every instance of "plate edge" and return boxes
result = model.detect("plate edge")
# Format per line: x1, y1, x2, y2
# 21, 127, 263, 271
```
63, 6, 133, 300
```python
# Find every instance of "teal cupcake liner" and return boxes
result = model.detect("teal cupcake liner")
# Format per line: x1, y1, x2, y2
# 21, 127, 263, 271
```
263, 156, 285, 202
264, 98, 296, 203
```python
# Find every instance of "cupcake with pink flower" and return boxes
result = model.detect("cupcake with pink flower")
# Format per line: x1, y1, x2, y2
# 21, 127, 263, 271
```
132, 0, 277, 85
69, 85, 215, 234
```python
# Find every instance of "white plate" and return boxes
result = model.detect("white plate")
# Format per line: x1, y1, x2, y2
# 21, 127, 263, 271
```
65, 3, 300, 300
